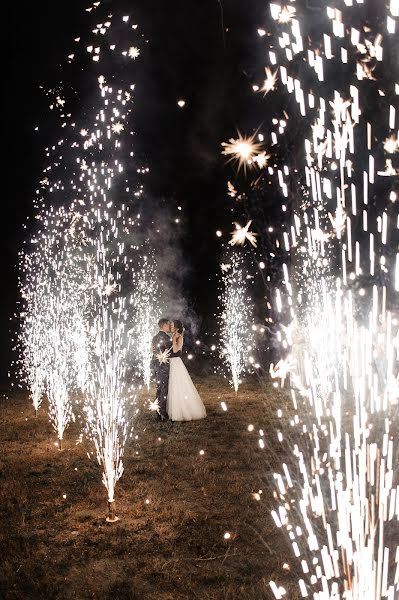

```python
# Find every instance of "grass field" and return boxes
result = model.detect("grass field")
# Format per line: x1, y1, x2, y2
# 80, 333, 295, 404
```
0, 377, 300, 600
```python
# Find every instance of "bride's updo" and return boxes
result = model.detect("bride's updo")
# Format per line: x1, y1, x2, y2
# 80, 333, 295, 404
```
173, 320, 184, 335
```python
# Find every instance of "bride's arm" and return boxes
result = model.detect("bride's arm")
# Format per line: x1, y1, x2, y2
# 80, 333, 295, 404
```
172, 333, 179, 353
172, 333, 183, 353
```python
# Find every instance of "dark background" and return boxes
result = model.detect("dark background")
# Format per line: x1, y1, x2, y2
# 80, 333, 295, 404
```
2, 0, 275, 383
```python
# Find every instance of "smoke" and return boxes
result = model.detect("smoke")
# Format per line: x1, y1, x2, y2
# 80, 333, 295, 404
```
131, 197, 201, 338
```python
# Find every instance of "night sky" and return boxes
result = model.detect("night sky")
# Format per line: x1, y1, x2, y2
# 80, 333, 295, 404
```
2, 0, 275, 382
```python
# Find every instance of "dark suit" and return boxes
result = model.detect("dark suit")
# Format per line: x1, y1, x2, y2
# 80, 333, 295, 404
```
151, 330, 171, 419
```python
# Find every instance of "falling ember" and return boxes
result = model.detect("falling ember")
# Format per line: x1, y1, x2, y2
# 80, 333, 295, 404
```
253, 0, 399, 597
219, 253, 254, 392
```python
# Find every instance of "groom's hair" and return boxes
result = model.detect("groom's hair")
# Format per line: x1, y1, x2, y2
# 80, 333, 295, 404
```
158, 318, 169, 329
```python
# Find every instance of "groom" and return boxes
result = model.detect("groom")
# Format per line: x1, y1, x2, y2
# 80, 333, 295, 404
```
151, 318, 171, 421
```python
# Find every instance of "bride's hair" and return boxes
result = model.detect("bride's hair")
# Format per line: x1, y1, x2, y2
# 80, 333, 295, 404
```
173, 320, 184, 335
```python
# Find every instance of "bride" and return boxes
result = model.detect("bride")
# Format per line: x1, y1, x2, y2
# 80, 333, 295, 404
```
167, 320, 206, 422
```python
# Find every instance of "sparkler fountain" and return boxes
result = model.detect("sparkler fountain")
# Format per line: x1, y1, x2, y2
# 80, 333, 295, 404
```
19, 4, 152, 516
220, 253, 254, 392
77, 67, 147, 519
45, 268, 86, 450
69, 42, 145, 520
20, 259, 47, 417
222, 0, 398, 596
84, 244, 134, 522
249, 1, 399, 597
20, 206, 90, 433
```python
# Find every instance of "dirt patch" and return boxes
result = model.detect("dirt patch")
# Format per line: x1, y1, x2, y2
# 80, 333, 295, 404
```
0, 377, 298, 599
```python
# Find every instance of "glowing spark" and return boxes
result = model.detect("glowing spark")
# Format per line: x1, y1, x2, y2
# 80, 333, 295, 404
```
128, 46, 140, 59
112, 122, 124, 134
156, 348, 171, 365
148, 399, 160, 412
229, 221, 258, 248
279, 6, 294, 23
383, 135, 398, 153
329, 94, 351, 120
104, 282, 118, 296
253, 151, 271, 169
378, 159, 399, 176
261, 67, 278, 94
329, 202, 347, 237
269, 358, 295, 385
221, 263, 231, 273
221, 132, 263, 171
227, 180, 237, 197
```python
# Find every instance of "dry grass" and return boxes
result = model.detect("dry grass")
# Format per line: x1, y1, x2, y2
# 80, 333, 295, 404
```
0, 377, 300, 600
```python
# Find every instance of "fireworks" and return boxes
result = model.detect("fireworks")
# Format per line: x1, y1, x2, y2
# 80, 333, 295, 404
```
84, 297, 133, 521
20, 207, 90, 432
220, 253, 254, 392
75, 70, 143, 519
18, 4, 150, 517
20, 264, 47, 416
45, 274, 86, 449
248, 0, 399, 597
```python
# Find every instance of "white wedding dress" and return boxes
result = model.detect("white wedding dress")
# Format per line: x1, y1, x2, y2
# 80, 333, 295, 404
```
167, 348, 206, 422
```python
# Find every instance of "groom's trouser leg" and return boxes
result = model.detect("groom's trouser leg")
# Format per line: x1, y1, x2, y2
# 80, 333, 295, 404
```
156, 365, 169, 418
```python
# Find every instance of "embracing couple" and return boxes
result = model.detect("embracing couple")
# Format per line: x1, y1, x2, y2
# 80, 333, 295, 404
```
151, 318, 206, 422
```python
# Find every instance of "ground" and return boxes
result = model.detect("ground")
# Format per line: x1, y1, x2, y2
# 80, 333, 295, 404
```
0, 377, 300, 600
